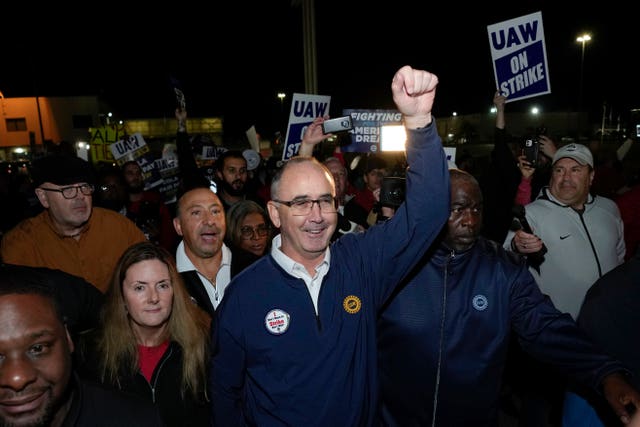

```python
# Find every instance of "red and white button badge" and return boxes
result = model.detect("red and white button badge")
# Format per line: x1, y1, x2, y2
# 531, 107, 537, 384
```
264, 309, 291, 335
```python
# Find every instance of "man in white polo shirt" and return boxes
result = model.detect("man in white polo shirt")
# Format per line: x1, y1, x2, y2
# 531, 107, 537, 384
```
173, 184, 232, 317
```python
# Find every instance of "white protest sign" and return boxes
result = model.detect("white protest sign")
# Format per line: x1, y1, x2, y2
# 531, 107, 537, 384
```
282, 93, 331, 161
487, 11, 551, 103
443, 146, 457, 168
246, 125, 260, 152
109, 132, 149, 163
109, 133, 162, 189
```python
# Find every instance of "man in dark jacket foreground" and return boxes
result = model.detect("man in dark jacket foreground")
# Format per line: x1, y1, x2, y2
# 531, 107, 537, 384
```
377, 168, 640, 426
0, 266, 163, 427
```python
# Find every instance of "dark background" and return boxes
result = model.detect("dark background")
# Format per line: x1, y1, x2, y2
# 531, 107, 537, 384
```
0, 1, 636, 138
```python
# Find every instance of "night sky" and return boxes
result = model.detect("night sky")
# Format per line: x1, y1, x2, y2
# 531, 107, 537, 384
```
1, 1, 636, 138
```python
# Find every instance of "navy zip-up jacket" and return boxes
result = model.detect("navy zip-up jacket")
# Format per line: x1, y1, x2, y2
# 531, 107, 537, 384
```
210, 122, 450, 427
378, 237, 628, 427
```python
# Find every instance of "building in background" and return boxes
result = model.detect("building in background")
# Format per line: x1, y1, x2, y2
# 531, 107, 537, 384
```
0, 95, 224, 163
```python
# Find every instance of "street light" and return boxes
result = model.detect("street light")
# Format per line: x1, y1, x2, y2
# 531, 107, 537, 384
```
576, 33, 591, 112
277, 92, 286, 106
277, 93, 287, 139
277, 92, 287, 116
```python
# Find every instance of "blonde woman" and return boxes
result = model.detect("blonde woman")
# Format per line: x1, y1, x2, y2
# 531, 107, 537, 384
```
77, 241, 211, 427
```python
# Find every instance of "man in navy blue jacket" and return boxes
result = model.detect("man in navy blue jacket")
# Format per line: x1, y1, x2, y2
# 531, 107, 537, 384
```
377, 169, 640, 426
209, 65, 450, 426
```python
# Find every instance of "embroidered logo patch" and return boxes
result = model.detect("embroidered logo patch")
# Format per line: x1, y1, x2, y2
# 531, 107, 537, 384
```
264, 309, 290, 335
343, 295, 361, 314
472, 294, 489, 311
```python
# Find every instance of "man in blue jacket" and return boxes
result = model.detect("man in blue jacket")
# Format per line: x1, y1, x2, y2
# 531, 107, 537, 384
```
209, 65, 450, 426
377, 168, 640, 426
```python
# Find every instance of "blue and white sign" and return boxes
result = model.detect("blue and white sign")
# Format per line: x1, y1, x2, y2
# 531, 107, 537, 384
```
282, 93, 331, 161
109, 132, 163, 189
487, 11, 550, 103
341, 109, 403, 153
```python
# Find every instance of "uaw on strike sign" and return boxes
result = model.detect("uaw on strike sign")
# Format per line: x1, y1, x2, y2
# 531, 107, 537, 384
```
487, 11, 551, 103
282, 93, 331, 161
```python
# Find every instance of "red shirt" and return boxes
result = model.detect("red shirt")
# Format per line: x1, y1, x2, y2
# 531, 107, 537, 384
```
352, 187, 376, 213
138, 340, 170, 382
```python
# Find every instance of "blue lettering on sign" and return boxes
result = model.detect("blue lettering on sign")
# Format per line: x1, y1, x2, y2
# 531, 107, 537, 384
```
292, 101, 329, 118
113, 135, 142, 155
155, 158, 171, 170
490, 21, 538, 50
286, 143, 301, 158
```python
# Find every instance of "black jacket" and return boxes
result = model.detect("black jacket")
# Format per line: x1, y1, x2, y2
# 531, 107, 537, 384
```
63, 373, 164, 426
77, 340, 209, 427
378, 238, 629, 426
181, 245, 262, 318
0, 263, 104, 338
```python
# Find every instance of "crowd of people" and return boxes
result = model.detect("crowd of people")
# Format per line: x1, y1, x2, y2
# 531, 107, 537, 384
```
0, 64, 639, 427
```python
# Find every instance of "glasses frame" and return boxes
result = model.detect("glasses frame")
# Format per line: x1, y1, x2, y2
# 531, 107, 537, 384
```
272, 196, 338, 216
368, 170, 388, 178
239, 224, 271, 239
39, 184, 95, 199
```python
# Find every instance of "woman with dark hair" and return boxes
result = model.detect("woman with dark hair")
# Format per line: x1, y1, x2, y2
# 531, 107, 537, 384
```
77, 241, 211, 427
225, 199, 273, 275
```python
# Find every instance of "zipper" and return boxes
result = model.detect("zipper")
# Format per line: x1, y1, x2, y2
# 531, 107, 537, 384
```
431, 249, 454, 427
144, 345, 173, 404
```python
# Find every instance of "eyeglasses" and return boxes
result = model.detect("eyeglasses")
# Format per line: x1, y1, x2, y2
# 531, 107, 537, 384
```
368, 170, 388, 178
240, 224, 271, 239
272, 196, 337, 216
39, 184, 95, 199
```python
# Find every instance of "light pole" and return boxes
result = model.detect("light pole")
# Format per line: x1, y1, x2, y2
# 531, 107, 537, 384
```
277, 92, 287, 140
277, 92, 286, 110
576, 33, 591, 113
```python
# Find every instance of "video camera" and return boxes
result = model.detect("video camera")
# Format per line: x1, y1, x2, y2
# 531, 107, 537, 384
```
379, 177, 406, 208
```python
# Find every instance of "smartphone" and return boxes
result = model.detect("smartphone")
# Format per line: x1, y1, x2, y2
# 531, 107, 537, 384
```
322, 116, 354, 134
523, 138, 539, 167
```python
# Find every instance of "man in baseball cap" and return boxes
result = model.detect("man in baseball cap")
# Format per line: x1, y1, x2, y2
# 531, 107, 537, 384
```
503, 142, 625, 424
552, 143, 594, 168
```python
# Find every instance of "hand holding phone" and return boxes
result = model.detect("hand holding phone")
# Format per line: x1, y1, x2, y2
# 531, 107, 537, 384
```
322, 116, 354, 135
511, 204, 547, 272
522, 138, 539, 167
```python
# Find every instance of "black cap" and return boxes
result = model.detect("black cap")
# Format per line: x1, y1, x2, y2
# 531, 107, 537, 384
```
31, 154, 95, 188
